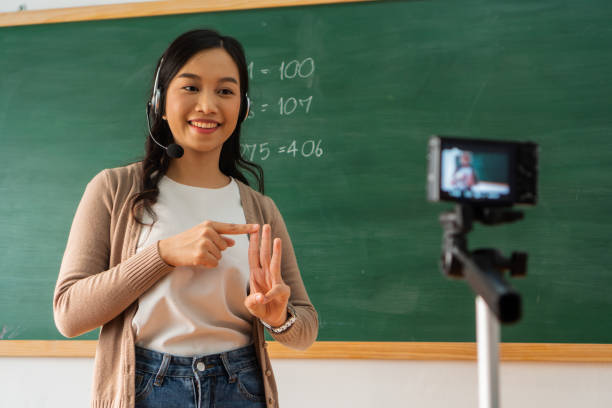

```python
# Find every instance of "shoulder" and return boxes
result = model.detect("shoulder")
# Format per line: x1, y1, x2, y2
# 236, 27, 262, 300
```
85, 161, 143, 199
234, 179, 280, 223
234, 179, 272, 203
102, 161, 143, 186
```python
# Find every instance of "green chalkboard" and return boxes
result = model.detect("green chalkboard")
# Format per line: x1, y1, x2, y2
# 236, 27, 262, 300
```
1, 0, 611, 343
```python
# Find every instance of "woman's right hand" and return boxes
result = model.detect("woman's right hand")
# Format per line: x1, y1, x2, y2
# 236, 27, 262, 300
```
158, 221, 260, 267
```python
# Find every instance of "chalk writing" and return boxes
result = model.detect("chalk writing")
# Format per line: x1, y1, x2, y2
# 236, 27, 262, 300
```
247, 96, 313, 119
247, 58, 315, 81
0, 325, 22, 340
241, 140, 324, 161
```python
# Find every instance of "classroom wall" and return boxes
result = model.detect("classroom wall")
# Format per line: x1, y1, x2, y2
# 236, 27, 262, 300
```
0, 0, 151, 13
2, 1, 611, 406
2, 358, 612, 407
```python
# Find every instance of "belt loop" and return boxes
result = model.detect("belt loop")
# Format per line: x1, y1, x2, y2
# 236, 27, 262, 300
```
154, 354, 171, 387
220, 352, 237, 383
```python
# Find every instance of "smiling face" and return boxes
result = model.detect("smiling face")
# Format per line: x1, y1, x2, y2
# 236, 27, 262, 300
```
460, 151, 472, 167
163, 47, 241, 159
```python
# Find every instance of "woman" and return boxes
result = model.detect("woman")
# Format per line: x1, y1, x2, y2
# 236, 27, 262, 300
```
54, 29, 318, 408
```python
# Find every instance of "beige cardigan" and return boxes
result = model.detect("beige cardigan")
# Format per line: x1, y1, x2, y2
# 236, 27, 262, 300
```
54, 162, 318, 408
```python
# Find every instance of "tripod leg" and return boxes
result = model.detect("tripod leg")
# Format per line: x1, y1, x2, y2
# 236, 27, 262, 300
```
477, 296, 500, 408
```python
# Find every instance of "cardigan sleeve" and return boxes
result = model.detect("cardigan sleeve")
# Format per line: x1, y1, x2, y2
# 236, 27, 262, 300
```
53, 170, 173, 338
264, 197, 318, 350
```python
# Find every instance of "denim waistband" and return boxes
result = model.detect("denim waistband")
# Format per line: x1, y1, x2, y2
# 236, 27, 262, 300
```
135, 344, 259, 379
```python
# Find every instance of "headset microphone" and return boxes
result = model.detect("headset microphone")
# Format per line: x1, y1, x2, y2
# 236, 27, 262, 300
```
146, 57, 184, 159
146, 103, 184, 158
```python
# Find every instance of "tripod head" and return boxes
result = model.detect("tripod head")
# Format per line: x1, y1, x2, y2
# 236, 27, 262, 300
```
439, 204, 527, 323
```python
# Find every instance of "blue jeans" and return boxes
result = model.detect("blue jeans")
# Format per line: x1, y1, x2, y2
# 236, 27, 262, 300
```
134, 344, 267, 408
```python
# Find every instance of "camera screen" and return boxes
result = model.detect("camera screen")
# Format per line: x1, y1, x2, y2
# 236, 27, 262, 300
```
440, 145, 512, 202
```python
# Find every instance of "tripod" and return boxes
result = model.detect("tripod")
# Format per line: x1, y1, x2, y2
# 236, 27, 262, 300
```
439, 204, 527, 408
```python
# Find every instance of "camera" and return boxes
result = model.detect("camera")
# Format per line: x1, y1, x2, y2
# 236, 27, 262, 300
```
427, 136, 538, 206
427, 137, 539, 408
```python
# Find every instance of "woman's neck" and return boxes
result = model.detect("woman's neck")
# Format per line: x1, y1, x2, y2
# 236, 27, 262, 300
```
165, 149, 230, 189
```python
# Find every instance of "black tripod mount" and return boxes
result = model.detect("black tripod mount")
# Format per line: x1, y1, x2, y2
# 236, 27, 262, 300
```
439, 204, 527, 323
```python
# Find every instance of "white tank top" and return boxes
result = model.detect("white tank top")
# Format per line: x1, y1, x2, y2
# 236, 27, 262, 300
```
131, 176, 252, 356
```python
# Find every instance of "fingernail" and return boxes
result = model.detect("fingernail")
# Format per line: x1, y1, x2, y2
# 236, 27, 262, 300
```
256, 294, 263, 302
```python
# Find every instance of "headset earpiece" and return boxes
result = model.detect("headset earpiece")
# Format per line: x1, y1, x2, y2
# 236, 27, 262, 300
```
150, 57, 163, 116
152, 88, 161, 115
242, 94, 251, 122
146, 57, 183, 158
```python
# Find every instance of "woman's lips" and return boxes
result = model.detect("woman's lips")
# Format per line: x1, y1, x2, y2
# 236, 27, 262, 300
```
188, 120, 220, 134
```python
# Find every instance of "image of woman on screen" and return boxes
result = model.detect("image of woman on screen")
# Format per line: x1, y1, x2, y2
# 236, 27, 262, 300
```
451, 151, 478, 192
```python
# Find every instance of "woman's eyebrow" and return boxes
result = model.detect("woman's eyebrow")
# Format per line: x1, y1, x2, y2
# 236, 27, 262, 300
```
176, 72, 200, 80
219, 77, 238, 85
176, 72, 238, 84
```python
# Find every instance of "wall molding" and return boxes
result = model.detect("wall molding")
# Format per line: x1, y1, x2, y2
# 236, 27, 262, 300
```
1, 340, 611, 362
0, 0, 372, 27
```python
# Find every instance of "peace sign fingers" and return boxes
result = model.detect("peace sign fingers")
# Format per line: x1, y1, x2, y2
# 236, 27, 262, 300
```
248, 228, 265, 295
270, 236, 283, 285
245, 224, 290, 326
259, 224, 273, 287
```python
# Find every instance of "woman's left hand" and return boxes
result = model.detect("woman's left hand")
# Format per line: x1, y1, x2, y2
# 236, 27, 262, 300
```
244, 224, 291, 327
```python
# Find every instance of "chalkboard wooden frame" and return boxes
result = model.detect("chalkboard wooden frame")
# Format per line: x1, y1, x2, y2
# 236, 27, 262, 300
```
1, 0, 611, 362
1, 341, 612, 362
0, 0, 372, 27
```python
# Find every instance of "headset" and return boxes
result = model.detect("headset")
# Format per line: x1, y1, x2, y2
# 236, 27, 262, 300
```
146, 57, 251, 158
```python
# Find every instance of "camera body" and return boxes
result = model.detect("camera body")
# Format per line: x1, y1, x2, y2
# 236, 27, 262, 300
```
427, 136, 538, 206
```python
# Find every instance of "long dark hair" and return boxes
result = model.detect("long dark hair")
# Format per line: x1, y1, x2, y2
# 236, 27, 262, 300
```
131, 29, 264, 224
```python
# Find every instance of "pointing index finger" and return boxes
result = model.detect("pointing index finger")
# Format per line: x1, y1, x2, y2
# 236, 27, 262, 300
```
211, 221, 259, 235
